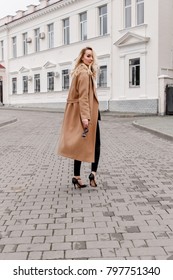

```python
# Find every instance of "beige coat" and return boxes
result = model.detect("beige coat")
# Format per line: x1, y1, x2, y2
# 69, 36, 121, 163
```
57, 64, 99, 162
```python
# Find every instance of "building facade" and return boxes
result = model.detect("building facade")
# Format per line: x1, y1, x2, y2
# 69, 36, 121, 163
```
0, 0, 173, 113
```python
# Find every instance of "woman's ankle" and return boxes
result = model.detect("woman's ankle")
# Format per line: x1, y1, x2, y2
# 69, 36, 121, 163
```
73, 176, 81, 179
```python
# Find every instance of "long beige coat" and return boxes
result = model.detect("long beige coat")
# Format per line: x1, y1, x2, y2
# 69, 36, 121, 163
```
57, 64, 99, 163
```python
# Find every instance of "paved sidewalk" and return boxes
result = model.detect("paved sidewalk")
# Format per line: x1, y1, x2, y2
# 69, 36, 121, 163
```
133, 116, 173, 141
1, 108, 173, 260
0, 110, 17, 128
1, 108, 173, 140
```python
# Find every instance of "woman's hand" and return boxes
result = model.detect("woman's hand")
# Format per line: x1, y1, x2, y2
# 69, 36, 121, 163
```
82, 119, 89, 129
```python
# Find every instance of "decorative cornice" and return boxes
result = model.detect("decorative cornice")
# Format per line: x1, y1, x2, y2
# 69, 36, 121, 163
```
98, 54, 110, 59
0, 25, 8, 32
114, 32, 150, 48
59, 61, 72, 66
20, 66, 30, 73
3, 0, 82, 29
44, 61, 56, 68
9, 71, 18, 75
31, 66, 42, 71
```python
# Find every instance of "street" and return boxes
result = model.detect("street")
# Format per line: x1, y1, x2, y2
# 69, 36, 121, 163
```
0, 109, 173, 260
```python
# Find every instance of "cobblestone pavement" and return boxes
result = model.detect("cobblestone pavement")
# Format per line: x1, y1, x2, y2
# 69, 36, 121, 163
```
133, 116, 173, 141
0, 109, 173, 260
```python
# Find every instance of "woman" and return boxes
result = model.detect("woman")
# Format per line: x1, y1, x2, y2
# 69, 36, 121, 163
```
57, 47, 101, 189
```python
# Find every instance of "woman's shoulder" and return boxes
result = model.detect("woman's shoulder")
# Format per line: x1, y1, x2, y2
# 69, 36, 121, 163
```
73, 63, 89, 77
77, 63, 88, 73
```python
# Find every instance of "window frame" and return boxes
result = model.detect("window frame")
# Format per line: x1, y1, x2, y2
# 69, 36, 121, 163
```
12, 36, 17, 58
62, 69, 70, 90
23, 33, 28, 56
80, 12, 87, 41
136, 0, 144, 25
34, 74, 40, 93
12, 77, 17, 94
63, 18, 70, 45
97, 65, 107, 88
23, 76, 28, 93
124, 0, 132, 28
129, 58, 140, 87
99, 5, 107, 36
48, 23, 54, 49
35, 28, 40, 52
47, 72, 54, 91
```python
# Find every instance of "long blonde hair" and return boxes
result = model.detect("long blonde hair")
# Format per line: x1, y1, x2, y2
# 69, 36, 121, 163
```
71, 47, 98, 78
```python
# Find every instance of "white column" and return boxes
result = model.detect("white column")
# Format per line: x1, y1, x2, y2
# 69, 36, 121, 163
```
70, 15, 78, 44
88, 7, 97, 39
54, 19, 61, 47
119, 54, 126, 99
131, 0, 136, 27
140, 51, 147, 98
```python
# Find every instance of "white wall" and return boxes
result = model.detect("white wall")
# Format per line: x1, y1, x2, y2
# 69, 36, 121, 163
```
1, 0, 173, 112
3, 0, 111, 105
111, 0, 159, 101
158, 0, 173, 77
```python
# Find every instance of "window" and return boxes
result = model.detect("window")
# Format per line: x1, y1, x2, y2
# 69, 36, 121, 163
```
63, 18, 70, 45
35, 28, 40, 52
23, 76, 28, 93
47, 72, 54, 91
34, 74, 40, 92
80, 12, 87, 40
48, 23, 54, 48
23, 33, 28, 55
12, 78, 17, 94
99, 5, 107, 35
124, 0, 131, 28
129, 58, 140, 87
12, 37, 17, 58
136, 0, 144, 25
98, 66, 107, 88
0, 40, 4, 61
62, 69, 69, 90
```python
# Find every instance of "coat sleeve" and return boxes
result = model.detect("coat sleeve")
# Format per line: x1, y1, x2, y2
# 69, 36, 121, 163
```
77, 71, 91, 120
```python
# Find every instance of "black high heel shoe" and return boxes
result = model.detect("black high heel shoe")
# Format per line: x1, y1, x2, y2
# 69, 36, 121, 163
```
89, 173, 97, 187
72, 177, 87, 189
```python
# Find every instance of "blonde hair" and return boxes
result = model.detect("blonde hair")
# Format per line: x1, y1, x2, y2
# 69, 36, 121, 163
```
71, 47, 98, 78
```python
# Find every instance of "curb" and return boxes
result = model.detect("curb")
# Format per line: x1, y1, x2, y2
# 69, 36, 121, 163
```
0, 118, 18, 128
132, 121, 173, 141
0, 106, 157, 118
0, 106, 62, 114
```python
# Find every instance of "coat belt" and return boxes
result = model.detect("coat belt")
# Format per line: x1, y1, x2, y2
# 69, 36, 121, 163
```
67, 98, 79, 103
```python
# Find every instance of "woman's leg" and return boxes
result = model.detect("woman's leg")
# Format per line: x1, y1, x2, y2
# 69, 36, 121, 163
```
73, 160, 87, 188
91, 122, 100, 173
89, 122, 100, 187
74, 160, 81, 176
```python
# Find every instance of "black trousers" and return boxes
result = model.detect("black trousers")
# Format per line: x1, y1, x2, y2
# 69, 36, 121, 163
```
74, 121, 100, 176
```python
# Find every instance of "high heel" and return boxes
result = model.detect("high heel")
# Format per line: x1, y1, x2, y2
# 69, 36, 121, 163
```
89, 173, 97, 187
72, 177, 87, 189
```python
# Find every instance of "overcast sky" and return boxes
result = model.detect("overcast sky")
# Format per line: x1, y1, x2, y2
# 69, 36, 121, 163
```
0, 0, 40, 19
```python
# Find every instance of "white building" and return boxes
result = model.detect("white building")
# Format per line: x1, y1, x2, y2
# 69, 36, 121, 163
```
0, 0, 173, 114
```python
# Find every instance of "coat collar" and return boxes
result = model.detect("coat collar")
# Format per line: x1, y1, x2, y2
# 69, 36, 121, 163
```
91, 75, 99, 103
77, 63, 99, 103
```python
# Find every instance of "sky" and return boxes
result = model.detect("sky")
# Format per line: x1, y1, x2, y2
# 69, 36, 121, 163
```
0, 0, 40, 19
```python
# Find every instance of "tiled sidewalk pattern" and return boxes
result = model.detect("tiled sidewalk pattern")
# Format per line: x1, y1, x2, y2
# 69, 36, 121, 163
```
0, 110, 173, 260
